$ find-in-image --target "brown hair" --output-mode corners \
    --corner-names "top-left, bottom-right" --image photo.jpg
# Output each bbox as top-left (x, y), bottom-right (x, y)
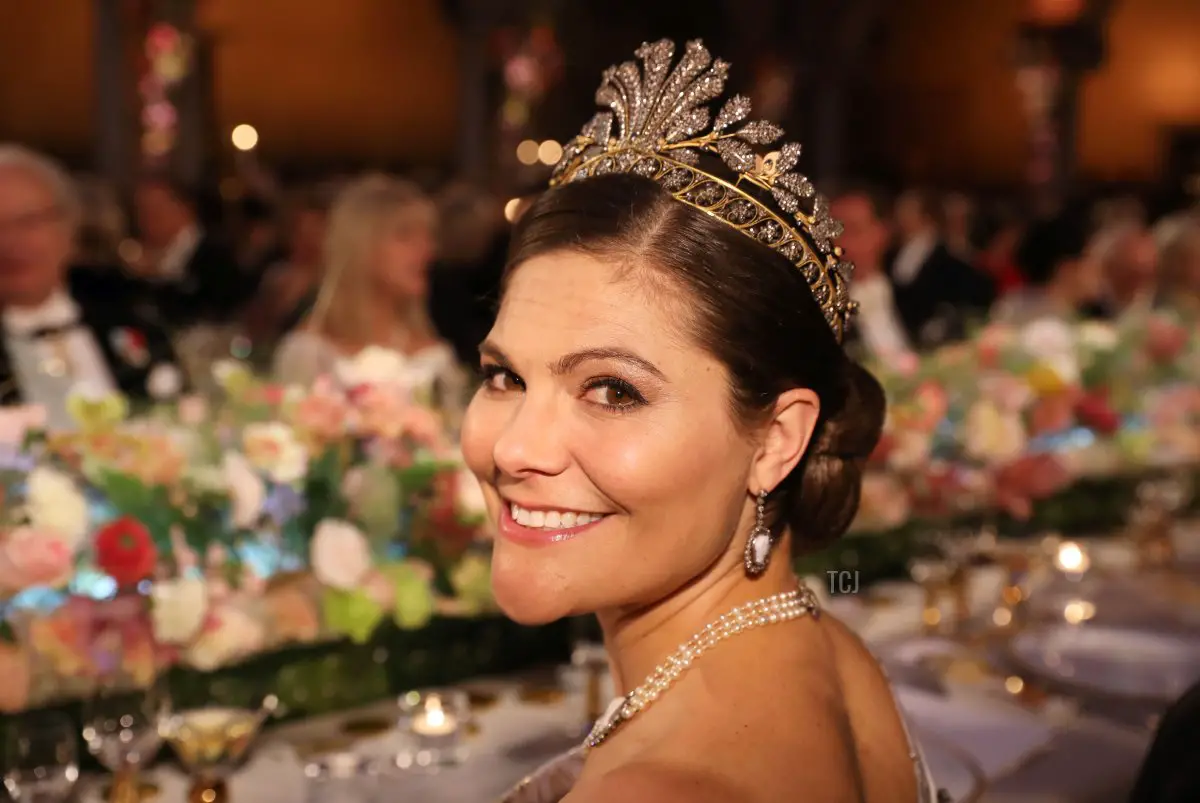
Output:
top-left (506, 174), bottom-right (885, 553)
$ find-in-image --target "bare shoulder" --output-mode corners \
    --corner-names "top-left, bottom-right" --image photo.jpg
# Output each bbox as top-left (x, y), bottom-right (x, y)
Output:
top-left (568, 754), bottom-right (865, 803)
top-left (563, 761), bottom-right (754, 803)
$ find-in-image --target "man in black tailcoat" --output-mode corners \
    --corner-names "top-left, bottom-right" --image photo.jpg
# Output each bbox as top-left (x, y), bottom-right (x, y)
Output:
top-left (0, 145), bottom-right (182, 427)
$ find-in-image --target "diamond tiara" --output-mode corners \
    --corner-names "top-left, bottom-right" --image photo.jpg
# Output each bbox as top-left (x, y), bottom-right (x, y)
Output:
top-left (549, 39), bottom-right (856, 342)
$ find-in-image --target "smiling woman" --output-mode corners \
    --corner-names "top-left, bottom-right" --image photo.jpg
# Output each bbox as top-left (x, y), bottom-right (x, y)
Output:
top-left (461, 39), bottom-right (937, 803)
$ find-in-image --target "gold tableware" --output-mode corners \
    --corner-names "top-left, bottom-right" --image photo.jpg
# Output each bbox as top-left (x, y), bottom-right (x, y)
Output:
top-left (101, 773), bottom-right (160, 803)
top-left (340, 716), bottom-right (392, 738)
top-left (161, 707), bottom-right (268, 803)
top-left (464, 688), bottom-right (500, 712)
top-left (517, 684), bottom-right (566, 706)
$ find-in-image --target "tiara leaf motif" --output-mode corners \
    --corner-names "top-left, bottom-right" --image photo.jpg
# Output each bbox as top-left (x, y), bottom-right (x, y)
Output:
top-left (550, 39), bottom-right (856, 341)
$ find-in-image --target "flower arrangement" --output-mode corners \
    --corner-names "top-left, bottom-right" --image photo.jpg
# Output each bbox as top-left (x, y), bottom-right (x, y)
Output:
top-left (0, 347), bottom-right (494, 711)
top-left (854, 311), bottom-right (1200, 532)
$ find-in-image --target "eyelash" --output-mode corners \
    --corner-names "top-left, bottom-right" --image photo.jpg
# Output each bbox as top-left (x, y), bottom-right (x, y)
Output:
top-left (478, 365), bottom-right (647, 413)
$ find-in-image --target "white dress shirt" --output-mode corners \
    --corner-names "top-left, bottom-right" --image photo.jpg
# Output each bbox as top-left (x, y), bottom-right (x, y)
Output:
top-left (2, 291), bottom-right (117, 430)
top-left (850, 274), bottom-right (914, 361)
top-left (157, 224), bottom-right (201, 281)
top-left (891, 231), bottom-right (937, 286)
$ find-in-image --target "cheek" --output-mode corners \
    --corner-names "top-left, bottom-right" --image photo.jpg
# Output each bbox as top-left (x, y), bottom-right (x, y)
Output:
top-left (460, 393), bottom-right (503, 484)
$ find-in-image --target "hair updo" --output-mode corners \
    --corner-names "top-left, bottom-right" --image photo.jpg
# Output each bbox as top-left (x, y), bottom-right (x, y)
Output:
top-left (505, 174), bottom-right (886, 553)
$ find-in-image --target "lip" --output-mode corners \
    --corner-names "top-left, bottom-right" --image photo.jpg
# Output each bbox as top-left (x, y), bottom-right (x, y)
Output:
top-left (496, 501), bottom-right (608, 547)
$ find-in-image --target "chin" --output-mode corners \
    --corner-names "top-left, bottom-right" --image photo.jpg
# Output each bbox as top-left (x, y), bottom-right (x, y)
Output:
top-left (490, 544), bottom-right (578, 625)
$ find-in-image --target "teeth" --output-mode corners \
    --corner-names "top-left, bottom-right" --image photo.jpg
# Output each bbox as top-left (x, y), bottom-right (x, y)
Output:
top-left (510, 504), bottom-right (604, 530)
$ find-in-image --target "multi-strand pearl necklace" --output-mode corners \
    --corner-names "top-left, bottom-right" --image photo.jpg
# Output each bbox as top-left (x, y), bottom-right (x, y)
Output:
top-left (585, 584), bottom-right (821, 749)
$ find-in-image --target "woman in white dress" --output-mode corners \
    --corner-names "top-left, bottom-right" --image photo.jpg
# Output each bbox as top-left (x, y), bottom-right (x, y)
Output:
top-left (273, 174), bottom-right (467, 414)
top-left (461, 40), bottom-right (941, 803)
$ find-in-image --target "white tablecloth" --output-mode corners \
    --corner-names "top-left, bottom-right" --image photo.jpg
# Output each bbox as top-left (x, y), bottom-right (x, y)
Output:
top-left (76, 676), bottom-right (1150, 803)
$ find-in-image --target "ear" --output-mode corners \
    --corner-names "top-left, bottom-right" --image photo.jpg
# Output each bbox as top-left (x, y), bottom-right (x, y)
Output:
top-left (750, 387), bottom-right (820, 495)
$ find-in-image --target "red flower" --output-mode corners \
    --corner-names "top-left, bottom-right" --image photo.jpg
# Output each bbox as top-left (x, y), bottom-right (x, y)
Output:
top-left (94, 517), bottom-right (158, 587)
top-left (1075, 390), bottom-right (1121, 435)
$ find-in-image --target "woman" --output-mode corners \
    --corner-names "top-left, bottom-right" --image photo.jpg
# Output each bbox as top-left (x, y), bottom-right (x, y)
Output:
top-left (273, 174), bottom-right (466, 409)
top-left (461, 40), bottom-right (937, 803)
top-left (992, 208), bottom-right (1103, 325)
top-left (243, 185), bottom-right (331, 355)
top-left (1157, 219), bottom-right (1200, 315)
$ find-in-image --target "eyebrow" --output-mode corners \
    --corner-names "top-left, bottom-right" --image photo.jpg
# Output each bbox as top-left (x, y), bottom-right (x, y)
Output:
top-left (478, 341), bottom-right (666, 381)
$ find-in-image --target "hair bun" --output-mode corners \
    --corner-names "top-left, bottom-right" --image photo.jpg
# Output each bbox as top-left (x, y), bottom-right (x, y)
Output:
top-left (784, 360), bottom-right (886, 552)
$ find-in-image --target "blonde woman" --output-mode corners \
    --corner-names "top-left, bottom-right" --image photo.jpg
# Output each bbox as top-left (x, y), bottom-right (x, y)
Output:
top-left (273, 174), bottom-right (467, 413)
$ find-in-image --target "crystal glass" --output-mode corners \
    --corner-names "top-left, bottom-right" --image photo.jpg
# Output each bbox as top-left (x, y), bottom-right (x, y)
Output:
top-left (160, 696), bottom-right (277, 803)
top-left (908, 557), bottom-right (952, 635)
top-left (3, 714), bottom-right (79, 802)
top-left (396, 689), bottom-right (470, 769)
top-left (83, 678), bottom-right (169, 769)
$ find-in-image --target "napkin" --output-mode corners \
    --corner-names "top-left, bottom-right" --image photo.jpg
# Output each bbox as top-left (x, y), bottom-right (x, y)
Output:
top-left (896, 685), bottom-right (1056, 781)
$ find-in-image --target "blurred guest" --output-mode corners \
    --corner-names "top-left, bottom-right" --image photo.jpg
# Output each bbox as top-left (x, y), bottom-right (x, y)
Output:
top-left (274, 174), bottom-right (467, 410)
top-left (73, 174), bottom-right (128, 268)
top-left (1127, 676), bottom-right (1200, 803)
top-left (428, 180), bottom-right (509, 366)
top-left (0, 146), bottom-right (179, 426)
top-left (1089, 221), bottom-right (1159, 318)
top-left (993, 209), bottom-right (1102, 325)
top-left (232, 194), bottom-right (283, 277)
top-left (132, 175), bottom-right (250, 327)
top-left (975, 209), bottom-right (1026, 296)
top-left (1157, 220), bottom-right (1200, 314)
top-left (941, 191), bottom-right (976, 262)
top-left (887, 188), bottom-right (995, 348)
top-left (241, 185), bottom-right (331, 354)
top-left (830, 189), bottom-right (912, 362)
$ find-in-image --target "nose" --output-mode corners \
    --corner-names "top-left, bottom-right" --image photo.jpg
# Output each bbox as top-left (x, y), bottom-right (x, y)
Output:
top-left (491, 391), bottom-right (572, 480)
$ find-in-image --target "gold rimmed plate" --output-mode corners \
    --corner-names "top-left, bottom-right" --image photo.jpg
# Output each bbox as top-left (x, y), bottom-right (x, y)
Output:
top-left (292, 736), bottom-right (357, 759)
top-left (340, 715), bottom-right (393, 738)
top-left (464, 688), bottom-right (500, 712)
top-left (517, 685), bottom-right (566, 706)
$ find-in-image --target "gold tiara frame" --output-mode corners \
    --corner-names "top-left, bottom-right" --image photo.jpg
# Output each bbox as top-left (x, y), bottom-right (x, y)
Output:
top-left (549, 39), bottom-right (856, 342)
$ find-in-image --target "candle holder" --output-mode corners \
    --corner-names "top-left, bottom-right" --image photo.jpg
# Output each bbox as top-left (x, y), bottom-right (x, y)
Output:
top-left (908, 558), bottom-right (953, 635)
top-left (397, 689), bottom-right (469, 768)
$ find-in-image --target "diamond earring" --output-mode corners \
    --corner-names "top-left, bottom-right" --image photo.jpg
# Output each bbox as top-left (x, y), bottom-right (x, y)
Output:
top-left (744, 489), bottom-right (773, 576)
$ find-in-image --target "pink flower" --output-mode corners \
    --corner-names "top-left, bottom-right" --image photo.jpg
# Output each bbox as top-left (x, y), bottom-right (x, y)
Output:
top-left (354, 386), bottom-right (412, 440)
top-left (0, 527), bottom-right (75, 593)
top-left (0, 405), bottom-right (46, 448)
top-left (177, 395), bottom-right (209, 426)
top-left (291, 378), bottom-right (352, 442)
top-left (1145, 315), bottom-right (1188, 364)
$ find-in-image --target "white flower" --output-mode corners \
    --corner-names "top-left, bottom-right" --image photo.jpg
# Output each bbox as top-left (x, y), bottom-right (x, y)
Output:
top-left (1020, 319), bottom-right (1079, 384)
top-left (1077, 321), bottom-right (1119, 352)
top-left (887, 430), bottom-right (932, 472)
top-left (310, 519), bottom-right (372, 590)
top-left (455, 466), bottom-right (487, 518)
top-left (146, 363), bottom-right (184, 401)
top-left (184, 602), bottom-right (264, 671)
top-left (964, 401), bottom-right (1027, 464)
top-left (242, 422), bottom-right (308, 485)
top-left (335, 346), bottom-right (408, 388)
top-left (223, 452), bottom-right (265, 529)
top-left (150, 577), bottom-right (209, 644)
top-left (25, 467), bottom-right (89, 549)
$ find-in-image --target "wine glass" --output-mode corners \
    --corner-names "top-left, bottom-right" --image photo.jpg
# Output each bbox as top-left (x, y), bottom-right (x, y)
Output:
top-left (160, 694), bottom-right (278, 803)
top-left (3, 714), bottom-right (79, 802)
top-left (83, 677), bottom-right (169, 801)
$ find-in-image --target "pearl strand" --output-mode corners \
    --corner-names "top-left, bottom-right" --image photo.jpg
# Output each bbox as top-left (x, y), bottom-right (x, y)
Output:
top-left (585, 584), bottom-right (820, 748)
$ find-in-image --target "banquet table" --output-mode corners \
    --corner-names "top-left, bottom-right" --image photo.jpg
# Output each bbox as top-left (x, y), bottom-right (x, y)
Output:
top-left (78, 528), bottom-right (1200, 803)
top-left (73, 665), bottom-right (1153, 803)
